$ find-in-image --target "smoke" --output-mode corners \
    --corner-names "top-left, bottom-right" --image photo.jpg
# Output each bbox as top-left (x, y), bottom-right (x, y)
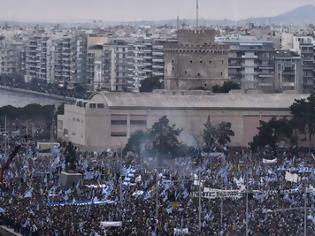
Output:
top-left (178, 131), bottom-right (198, 147)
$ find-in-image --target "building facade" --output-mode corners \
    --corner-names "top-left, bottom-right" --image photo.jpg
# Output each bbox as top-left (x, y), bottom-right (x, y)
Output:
top-left (164, 29), bottom-right (229, 90)
top-left (293, 36), bottom-right (314, 92)
top-left (216, 36), bottom-right (275, 91)
top-left (274, 50), bottom-right (302, 92)
top-left (0, 40), bottom-right (25, 75)
top-left (127, 39), bottom-right (153, 91)
top-left (57, 90), bottom-right (308, 150)
top-left (24, 33), bottom-right (87, 85)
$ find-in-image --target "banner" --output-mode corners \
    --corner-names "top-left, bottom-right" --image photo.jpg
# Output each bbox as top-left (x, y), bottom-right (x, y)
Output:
top-left (174, 228), bottom-right (189, 235)
top-left (100, 221), bottom-right (122, 228)
top-left (285, 171), bottom-right (300, 183)
top-left (263, 158), bottom-right (277, 164)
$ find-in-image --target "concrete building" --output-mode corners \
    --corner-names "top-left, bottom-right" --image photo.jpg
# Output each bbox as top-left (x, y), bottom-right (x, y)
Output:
top-left (164, 29), bottom-right (229, 90)
top-left (152, 38), bottom-right (177, 83)
top-left (274, 50), bottom-right (302, 92)
top-left (127, 39), bottom-right (153, 91)
top-left (57, 90), bottom-right (308, 150)
top-left (216, 36), bottom-right (275, 91)
top-left (293, 36), bottom-right (314, 92)
top-left (24, 33), bottom-right (87, 85)
top-left (53, 36), bottom-right (72, 84)
top-left (25, 35), bottom-right (53, 82)
top-left (0, 39), bottom-right (25, 75)
top-left (87, 39), bottom-right (130, 92)
top-left (103, 40), bottom-right (129, 91)
top-left (281, 33), bottom-right (294, 50)
top-left (127, 38), bottom-right (176, 91)
top-left (87, 44), bottom-right (104, 90)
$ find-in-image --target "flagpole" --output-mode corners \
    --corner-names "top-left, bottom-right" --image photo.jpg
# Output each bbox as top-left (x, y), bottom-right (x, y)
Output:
top-left (198, 170), bottom-right (201, 232)
top-left (4, 115), bottom-right (7, 159)
top-left (119, 148), bottom-right (123, 215)
top-left (220, 197), bottom-right (223, 229)
top-left (246, 171), bottom-right (249, 236)
top-left (304, 186), bottom-right (307, 236)
top-left (155, 170), bottom-right (160, 233)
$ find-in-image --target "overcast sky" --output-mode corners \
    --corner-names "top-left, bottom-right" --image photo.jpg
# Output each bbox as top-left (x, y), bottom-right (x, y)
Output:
top-left (0, 0), bottom-right (314, 22)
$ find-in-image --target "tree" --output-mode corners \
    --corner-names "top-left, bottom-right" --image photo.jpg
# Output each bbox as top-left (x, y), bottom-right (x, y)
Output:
top-left (139, 77), bottom-right (163, 92)
top-left (290, 93), bottom-right (315, 150)
top-left (250, 117), bottom-right (294, 150)
top-left (123, 130), bottom-right (149, 156)
top-left (203, 117), bottom-right (217, 150)
top-left (203, 117), bottom-right (235, 150)
top-left (212, 81), bottom-right (240, 93)
top-left (148, 116), bottom-right (182, 157)
top-left (217, 122), bottom-right (235, 146)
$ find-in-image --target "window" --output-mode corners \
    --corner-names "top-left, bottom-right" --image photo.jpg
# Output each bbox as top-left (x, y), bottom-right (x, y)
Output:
top-left (111, 132), bottom-right (127, 137)
top-left (222, 60), bottom-right (224, 64)
top-left (130, 120), bottom-right (147, 125)
top-left (111, 120), bottom-right (127, 125)
top-left (97, 103), bottom-right (105, 108)
top-left (200, 60), bottom-right (203, 64)
top-left (209, 60), bottom-right (212, 64)
top-left (197, 73), bottom-right (201, 77)
top-left (190, 60), bottom-right (193, 63)
top-left (89, 103), bottom-right (96, 108)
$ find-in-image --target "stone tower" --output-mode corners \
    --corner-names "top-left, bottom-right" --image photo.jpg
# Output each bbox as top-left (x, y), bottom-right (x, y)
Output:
top-left (164, 29), bottom-right (229, 90)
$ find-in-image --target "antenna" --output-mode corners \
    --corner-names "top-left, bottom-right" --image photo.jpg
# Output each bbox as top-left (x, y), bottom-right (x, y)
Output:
top-left (196, 0), bottom-right (199, 28)
top-left (177, 16), bottom-right (180, 31)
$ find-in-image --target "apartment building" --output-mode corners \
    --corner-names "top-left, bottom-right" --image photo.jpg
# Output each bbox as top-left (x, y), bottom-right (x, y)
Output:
top-left (25, 33), bottom-right (87, 85)
top-left (216, 36), bottom-right (275, 91)
top-left (0, 39), bottom-right (25, 75)
top-left (274, 50), bottom-right (302, 92)
top-left (25, 35), bottom-right (53, 82)
top-left (127, 39), bottom-right (153, 91)
top-left (293, 36), bottom-right (314, 92)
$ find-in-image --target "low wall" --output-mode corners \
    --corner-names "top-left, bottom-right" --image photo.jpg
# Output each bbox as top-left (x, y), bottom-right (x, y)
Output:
top-left (0, 85), bottom-right (75, 103)
top-left (0, 226), bottom-right (21, 236)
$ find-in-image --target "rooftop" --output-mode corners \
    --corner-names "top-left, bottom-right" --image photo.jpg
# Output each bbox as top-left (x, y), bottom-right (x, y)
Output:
top-left (87, 91), bottom-right (309, 110)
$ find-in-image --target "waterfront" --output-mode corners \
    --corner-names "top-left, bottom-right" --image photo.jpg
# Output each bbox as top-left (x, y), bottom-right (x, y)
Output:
top-left (0, 89), bottom-right (67, 107)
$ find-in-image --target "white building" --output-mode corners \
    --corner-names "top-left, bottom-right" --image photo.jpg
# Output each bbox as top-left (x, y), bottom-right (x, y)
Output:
top-left (57, 90), bottom-right (308, 151)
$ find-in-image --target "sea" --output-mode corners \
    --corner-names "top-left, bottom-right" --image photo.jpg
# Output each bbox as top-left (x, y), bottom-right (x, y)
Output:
top-left (0, 89), bottom-right (65, 107)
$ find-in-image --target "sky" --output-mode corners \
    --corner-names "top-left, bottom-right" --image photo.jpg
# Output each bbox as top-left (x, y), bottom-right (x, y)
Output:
top-left (0, 0), bottom-right (314, 23)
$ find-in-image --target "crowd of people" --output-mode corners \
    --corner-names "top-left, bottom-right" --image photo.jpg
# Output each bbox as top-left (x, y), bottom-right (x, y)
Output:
top-left (0, 137), bottom-right (315, 235)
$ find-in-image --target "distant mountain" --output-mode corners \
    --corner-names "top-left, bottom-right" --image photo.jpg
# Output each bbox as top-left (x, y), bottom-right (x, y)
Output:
top-left (240, 4), bottom-right (315, 25)
top-left (111, 4), bottom-right (315, 27)
top-left (1, 5), bottom-right (315, 27)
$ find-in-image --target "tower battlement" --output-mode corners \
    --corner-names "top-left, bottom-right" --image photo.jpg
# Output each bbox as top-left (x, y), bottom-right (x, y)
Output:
top-left (177, 29), bottom-right (216, 46)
